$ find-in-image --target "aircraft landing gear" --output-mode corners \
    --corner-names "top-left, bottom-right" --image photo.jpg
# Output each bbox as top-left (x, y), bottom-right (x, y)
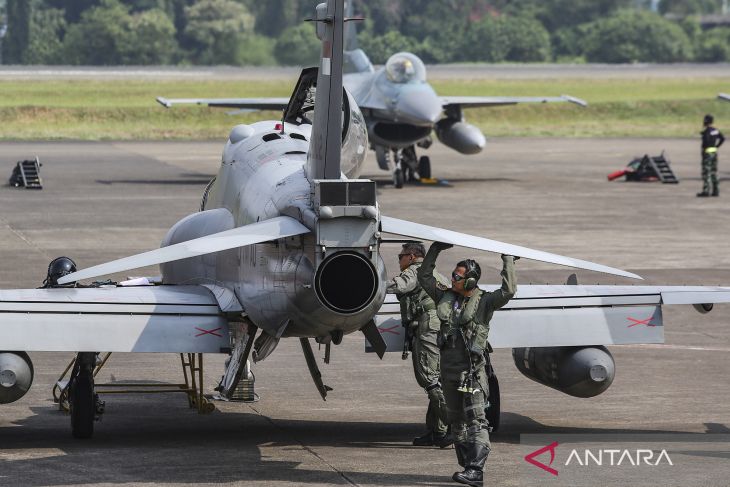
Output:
top-left (418, 155), bottom-right (431, 180)
top-left (68, 352), bottom-right (104, 439)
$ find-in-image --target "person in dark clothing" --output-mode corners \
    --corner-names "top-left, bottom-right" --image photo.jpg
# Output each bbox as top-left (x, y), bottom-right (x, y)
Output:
top-left (698, 114), bottom-right (724, 197)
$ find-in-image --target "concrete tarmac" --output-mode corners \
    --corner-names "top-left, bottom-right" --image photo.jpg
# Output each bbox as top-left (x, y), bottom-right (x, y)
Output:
top-left (0, 138), bottom-right (729, 486)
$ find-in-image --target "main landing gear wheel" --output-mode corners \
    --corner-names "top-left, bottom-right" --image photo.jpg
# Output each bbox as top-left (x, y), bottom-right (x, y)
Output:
top-left (418, 156), bottom-right (431, 180)
top-left (69, 352), bottom-right (99, 439)
top-left (393, 168), bottom-right (404, 188)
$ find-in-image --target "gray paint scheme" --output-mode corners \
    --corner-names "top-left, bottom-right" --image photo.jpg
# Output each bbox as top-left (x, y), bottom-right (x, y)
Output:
top-left (2, 0), bottom-right (730, 409)
top-left (155, 16), bottom-right (586, 185)
top-left (718, 93), bottom-right (730, 101)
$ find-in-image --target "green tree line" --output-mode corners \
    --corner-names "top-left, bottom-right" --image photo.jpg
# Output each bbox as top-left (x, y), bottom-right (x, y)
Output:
top-left (1, 0), bottom-right (729, 65)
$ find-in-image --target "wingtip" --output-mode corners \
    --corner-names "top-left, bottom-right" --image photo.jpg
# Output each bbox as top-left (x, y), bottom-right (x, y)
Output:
top-left (562, 95), bottom-right (588, 107)
top-left (156, 97), bottom-right (172, 108)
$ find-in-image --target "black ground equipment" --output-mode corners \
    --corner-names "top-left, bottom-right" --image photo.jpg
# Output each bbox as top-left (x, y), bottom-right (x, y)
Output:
top-left (607, 152), bottom-right (678, 184)
top-left (9, 157), bottom-right (43, 189)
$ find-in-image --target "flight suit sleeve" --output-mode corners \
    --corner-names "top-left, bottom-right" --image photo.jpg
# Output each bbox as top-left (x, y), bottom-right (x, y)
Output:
top-left (485, 255), bottom-right (516, 311)
top-left (417, 243), bottom-right (450, 303)
top-left (386, 266), bottom-right (419, 294)
top-left (719, 130), bottom-right (725, 148)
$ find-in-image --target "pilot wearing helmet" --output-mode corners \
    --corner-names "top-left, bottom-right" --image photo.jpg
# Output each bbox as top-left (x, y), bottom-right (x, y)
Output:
top-left (41, 257), bottom-right (78, 288)
top-left (418, 242), bottom-right (517, 487)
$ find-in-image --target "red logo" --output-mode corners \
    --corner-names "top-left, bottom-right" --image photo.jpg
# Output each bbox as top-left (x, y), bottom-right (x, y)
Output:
top-left (525, 441), bottom-right (559, 476)
top-left (378, 325), bottom-right (400, 335)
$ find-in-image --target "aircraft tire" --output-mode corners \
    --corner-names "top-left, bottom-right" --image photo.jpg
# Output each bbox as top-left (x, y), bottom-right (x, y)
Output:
top-left (418, 156), bottom-right (431, 180)
top-left (70, 368), bottom-right (95, 439)
top-left (393, 168), bottom-right (404, 189)
top-left (485, 370), bottom-right (500, 433)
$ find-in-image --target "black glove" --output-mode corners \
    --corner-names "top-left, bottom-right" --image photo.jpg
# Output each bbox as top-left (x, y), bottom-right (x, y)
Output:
top-left (431, 241), bottom-right (454, 251)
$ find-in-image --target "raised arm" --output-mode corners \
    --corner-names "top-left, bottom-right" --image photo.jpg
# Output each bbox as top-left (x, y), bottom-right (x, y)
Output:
top-left (488, 255), bottom-right (517, 310)
top-left (417, 242), bottom-right (452, 302)
top-left (386, 265), bottom-right (420, 294)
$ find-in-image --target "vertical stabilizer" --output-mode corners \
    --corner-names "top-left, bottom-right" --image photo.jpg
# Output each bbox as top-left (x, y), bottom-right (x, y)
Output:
top-left (306, 0), bottom-right (345, 181)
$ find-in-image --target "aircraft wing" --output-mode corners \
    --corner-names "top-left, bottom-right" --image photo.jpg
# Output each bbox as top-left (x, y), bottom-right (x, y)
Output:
top-left (370, 284), bottom-right (730, 351)
top-left (440, 95), bottom-right (587, 109)
top-left (380, 216), bottom-right (640, 280)
top-left (156, 96), bottom-right (290, 111)
top-left (718, 93), bottom-right (730, 101)
top-left (0, 285), bottom-right (230, 353)
top-left (58, 216), bottom-right (310, 285)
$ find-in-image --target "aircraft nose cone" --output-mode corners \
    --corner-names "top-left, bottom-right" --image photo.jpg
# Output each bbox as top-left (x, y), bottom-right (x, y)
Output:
top-left (395, 88), bottom-right (442, 126)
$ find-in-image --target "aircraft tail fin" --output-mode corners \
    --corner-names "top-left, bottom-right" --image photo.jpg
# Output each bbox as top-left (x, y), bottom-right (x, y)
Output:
top-left (305, 0), bottom-right (346, 181)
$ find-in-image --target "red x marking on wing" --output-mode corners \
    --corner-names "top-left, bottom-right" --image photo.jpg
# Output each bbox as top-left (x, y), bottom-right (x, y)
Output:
top-left (627, 317), bottom-right (655, 328)
top-left (195, 327), bottom-right (223, 338)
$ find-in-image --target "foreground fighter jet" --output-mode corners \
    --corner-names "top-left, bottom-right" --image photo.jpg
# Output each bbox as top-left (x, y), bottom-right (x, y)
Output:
top-left (1, 0), bottom-right (729, 439)
top-left (156, 2), bottom-right (586, 188)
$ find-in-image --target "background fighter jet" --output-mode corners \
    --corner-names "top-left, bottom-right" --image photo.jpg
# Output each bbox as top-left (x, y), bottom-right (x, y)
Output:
top-left (1, 0), bottom-right (729, 440)
top-left (719, 93), bottom-right (730, 101)
top-left (156, 1), bottom-right (586, 189)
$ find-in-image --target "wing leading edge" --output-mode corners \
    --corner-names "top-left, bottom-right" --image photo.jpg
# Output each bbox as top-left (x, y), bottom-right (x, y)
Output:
top-left (380, 215), bottom-right (641, 280)
top-left (58, 216), bottom-right (310, 285)
top-left (440, 95), bottom-right (588, 109)
top-left (156, 96), bottom-right (290, 111)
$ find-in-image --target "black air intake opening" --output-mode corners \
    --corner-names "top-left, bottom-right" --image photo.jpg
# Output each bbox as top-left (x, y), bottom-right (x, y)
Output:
top-left (315, 252), bottom-right (378, 314)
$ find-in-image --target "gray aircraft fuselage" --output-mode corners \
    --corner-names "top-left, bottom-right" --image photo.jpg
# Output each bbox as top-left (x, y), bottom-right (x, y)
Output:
top-left (159, 91), bottom-right (385, 341)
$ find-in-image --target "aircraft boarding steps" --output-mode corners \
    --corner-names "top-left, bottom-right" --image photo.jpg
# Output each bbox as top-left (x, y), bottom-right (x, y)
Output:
top-left (646, 152), bottom-right (679, 184)
top-left (53, 352), bottom-right (217, 415)
top-left (9, 157), bottom-right (43, 189)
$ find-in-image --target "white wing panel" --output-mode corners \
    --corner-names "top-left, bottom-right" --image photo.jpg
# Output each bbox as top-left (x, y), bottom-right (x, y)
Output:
top-left (0, 286), bottom-right (230, 353)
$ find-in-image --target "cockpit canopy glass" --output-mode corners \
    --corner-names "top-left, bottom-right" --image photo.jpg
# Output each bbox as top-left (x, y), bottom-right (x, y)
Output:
top-left (385, 53), bottom-right (426, 84)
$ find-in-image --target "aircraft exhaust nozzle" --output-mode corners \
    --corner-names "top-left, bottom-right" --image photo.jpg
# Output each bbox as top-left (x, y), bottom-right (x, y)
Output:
top-left (0, 352), bottom-right (34, 404)
top-left (314, 251), bottom-right (378, 314)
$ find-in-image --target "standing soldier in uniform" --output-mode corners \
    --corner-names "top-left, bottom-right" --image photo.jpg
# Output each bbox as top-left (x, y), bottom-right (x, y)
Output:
top-left (698, 114), bottom-right (724, 197)
top-left (387, 242), bottom-right (451, 448)
top-left (418, 242), bottom-right (517, 487)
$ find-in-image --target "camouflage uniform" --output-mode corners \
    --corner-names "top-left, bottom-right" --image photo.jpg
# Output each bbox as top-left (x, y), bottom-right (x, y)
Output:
top-left (387, 260), bottom-right (449, 440)
top-left (418, 244), bottom-right (516, 478)
top-left (700, 125), bottom-right (724, 196)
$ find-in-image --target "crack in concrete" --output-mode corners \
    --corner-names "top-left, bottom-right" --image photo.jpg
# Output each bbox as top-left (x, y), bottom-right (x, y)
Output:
top-left (0, 215), bottom-right (51, 260)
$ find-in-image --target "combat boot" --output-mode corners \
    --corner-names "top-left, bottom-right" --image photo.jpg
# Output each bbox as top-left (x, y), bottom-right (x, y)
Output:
top-left (711, 189), bottom-right (719, 197)
top-left (452, 443), bottom-right (489, 487)
top-left (434, 431), bottom-right (454, 449)
top-left (697, 192), bottom-right (710, 197)
top-left (412, 431), bottom-right (434, 446)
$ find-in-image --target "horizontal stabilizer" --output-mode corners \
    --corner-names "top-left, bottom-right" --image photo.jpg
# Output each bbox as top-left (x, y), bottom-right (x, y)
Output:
top-left (156, 96), bottom-right (289, 111)
top-left (718, 93), bottom-right (730, 102)
top-left (380, 216), bottom-right (641, 280)
top-left (59, 216), bottom-right (310, 284)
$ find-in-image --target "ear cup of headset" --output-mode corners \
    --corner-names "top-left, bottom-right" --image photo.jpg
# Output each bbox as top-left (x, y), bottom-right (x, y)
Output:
top-left (464, 277), bottom-right (477, 291)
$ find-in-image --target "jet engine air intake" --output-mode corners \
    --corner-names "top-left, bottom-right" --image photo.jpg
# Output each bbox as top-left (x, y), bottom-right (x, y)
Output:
top-left (0, 351), bottom-right (34, 404)
top-left (314, 251), bottom-right (378, 314)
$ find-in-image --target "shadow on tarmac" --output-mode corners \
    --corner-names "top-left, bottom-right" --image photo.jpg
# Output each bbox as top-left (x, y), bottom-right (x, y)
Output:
top-left (2, 407), bottom-right (728, 485)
